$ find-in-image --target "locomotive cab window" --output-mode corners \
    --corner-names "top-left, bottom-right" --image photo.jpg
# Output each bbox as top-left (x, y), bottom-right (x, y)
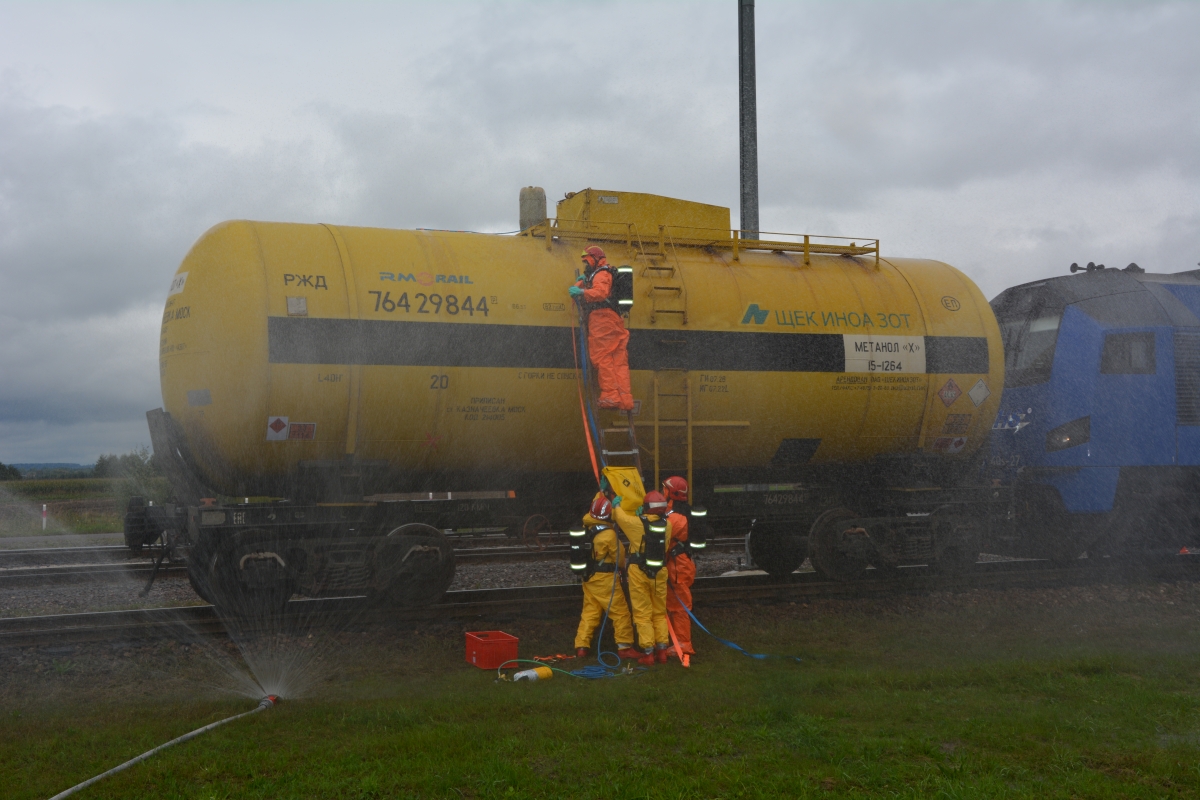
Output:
top-left (1100, 331), bottom-right (1156, 374)
top-left (992, 286), bottom-right (1063, 387)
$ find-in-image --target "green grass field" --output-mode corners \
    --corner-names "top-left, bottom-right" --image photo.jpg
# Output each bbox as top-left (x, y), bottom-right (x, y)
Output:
top-left (0, 478), bottom-right (116, 503)
top-left (0, 477), bottom-right (170, 535)
top-left (4, 582), bottom-right (1200, 798)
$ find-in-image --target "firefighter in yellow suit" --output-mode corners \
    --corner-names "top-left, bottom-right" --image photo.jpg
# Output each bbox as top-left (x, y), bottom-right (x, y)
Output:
top-left (573, 494), bottom-right (636, 658)
top-left (614, 490), bottom-right (671, 665)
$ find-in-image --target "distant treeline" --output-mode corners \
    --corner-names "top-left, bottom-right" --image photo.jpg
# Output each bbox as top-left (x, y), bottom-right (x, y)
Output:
top-left (94, 447), bottom-right (163, 480)
top-left (0, 448), bottom-right (163, 481)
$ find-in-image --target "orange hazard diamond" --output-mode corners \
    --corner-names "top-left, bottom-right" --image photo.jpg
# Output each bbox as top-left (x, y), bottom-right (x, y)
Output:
top-left (269, 418), bottom-right (288, 433)
top-left (938, 379), bottom-right (962, 407)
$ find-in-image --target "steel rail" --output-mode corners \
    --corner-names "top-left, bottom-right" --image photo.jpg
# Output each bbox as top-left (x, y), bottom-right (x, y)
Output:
top-left (0, 539), bottom-right (748, 588)
top-left (3, 557), bottom-right (1195, 649)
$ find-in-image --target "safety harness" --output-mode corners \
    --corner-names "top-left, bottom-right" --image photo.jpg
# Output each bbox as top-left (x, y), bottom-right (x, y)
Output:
top-left (569, 523), bottom-right (617, 581)
top-left (619, 515), bottom-right (667, 578)
top-left (579, 264), bottom-right (634, 315)
top-left (664, 506), bottom-right (709, 561)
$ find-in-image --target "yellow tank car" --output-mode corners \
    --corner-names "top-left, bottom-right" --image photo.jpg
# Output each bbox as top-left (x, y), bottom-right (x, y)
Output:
top-left (159, 190), bottom-right (1000, 489)
top-left (144, 189), bottom-right (1004, 609)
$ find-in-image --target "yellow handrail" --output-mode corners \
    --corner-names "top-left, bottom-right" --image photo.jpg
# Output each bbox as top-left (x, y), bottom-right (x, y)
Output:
top-left (522, 218), bottom-right (879, 266)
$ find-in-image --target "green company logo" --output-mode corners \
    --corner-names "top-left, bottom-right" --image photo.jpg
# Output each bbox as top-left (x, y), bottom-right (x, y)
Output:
top-left (741, 304), bottom-right (769, 325)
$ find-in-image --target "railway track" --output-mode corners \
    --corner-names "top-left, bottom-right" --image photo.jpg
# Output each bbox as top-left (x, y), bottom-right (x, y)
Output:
top-left (0, 537), bottom-right (748, 589)
top-left (3, 557), bottom-right (1196, 649)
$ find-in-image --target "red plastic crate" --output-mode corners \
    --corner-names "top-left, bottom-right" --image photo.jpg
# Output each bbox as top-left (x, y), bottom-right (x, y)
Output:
top-left (465, 630), bottom-right (518, 669)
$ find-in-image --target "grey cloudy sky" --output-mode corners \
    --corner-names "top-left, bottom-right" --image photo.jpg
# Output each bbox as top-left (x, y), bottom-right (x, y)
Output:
top-left (1, 1), bottom-right (1197, 463)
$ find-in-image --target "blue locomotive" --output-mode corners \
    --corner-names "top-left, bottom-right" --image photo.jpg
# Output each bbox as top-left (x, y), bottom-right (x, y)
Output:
top-left (987, 262), bottom-right (1200, 562)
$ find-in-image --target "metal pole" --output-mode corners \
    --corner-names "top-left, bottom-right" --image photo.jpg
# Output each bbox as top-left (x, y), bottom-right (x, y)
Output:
top-left (738, 0), bottom-right (759, 240)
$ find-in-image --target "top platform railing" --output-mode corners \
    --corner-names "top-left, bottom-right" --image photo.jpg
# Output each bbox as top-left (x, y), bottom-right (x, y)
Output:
top-left (520, 217), bottom-right (879, 267)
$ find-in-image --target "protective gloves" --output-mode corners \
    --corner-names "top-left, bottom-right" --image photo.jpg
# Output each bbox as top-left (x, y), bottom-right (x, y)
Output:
top-left (568, 285), bottom-right (583, 298)
top-left (612, 496), bottom-right (623, 508)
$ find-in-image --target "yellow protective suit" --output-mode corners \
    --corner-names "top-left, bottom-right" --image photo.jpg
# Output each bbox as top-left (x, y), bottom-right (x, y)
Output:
top-left (614, 505), bottom-right (669, 651)
top-left (574, 523), bottom-right (634, 651)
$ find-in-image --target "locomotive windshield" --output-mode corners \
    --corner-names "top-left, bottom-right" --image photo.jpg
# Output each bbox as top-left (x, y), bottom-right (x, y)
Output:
top-left (991, 284), bottom-right (1063, 387)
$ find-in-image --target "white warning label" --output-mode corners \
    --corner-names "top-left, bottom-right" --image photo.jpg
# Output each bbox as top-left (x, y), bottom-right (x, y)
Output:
top-left (168, 272), bottom-right (188, 296)
top-left (266, 416), bottom-right (289, 441)
top-left (843, 335), bottom-right (926, 374)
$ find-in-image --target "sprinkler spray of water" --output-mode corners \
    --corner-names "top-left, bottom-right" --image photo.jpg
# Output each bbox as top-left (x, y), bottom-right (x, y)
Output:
top-left (47, 696), bottom-right (279, 800)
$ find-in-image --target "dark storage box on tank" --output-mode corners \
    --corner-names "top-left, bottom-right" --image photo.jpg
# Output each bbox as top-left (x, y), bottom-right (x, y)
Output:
top-left (465, 630), bottom-right (518, 669)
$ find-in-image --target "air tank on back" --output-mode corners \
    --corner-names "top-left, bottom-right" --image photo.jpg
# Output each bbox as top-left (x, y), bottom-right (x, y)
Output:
top-left (158, 188), bottom-right (1002, 506)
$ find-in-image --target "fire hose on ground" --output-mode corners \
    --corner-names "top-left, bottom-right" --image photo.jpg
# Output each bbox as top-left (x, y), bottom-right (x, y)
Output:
top-left (47, 695), bottom-right (279, 800)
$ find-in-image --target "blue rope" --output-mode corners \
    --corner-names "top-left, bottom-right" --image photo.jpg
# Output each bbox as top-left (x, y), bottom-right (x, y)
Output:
top-left (672, 585), bottom-right (803, 663)
top-left (571, 561), bottom-right (625, 678)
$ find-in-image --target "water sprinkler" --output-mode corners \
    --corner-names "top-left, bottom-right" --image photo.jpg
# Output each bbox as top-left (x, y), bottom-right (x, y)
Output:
top-left (48, 696), bottom-right (279, 799)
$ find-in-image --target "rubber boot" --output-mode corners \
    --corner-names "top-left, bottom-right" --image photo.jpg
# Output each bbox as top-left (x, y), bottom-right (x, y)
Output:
top-left (617, 647), bottom-right (641, 661)
top-left (576, 648), bottom-right (589, 659)
top-left (637, 650), bottom-right (656, 667)
top-left (655, 647), bottom-right (669, 664)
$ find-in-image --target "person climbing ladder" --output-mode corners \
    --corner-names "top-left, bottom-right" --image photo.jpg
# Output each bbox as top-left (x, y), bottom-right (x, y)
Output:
top-left (569, 246), bottom-right (634, 410)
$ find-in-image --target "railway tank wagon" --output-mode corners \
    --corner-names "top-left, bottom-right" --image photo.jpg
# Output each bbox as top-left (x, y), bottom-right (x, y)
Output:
top-left (136, 189), bottom-right (1004, 612)
top-left (988, 264), bottom-right (1200, 563)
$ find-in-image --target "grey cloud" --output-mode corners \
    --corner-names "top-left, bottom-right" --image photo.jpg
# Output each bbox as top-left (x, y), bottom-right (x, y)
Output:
top-left (0, 1), bottom-right (1198, 461)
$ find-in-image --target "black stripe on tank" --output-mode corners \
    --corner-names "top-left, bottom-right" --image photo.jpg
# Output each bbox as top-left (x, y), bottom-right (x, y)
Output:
top-left (628, 329), bottom-right (844, 372)
top-left (266, 317), bottom-right (988, 374)
top-left (924, 336), bottom-right (989, 374)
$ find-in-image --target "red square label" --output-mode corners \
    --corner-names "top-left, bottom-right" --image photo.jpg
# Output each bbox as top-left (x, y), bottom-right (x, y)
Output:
top-left (287, 423), bottom-right (316, 440)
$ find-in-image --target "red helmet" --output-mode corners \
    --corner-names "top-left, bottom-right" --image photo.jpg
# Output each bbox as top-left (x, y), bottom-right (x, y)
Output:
top-left (643, 491), bottom-right (668, 513)
top-left (662, 475), bottom-right (688, 501)
top-left (589, 495), bottom-right (613, 521)
top-left (581, 245), bottom-right (607, 268)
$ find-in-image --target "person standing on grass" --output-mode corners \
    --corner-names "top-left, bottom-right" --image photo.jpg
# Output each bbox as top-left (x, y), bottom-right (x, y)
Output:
top-left (573, 494), bottom-right (637, 660)
top-left (614, 491), bottom-right (671, 665)
top-left (662, 475), bottom-right (696, 660)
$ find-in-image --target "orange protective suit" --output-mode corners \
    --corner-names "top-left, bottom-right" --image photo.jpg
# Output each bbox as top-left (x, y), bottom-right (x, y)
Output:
top-left (665, 508), bottom-right (695, 656)
top-left (576, 268), bottom-right (634, 411)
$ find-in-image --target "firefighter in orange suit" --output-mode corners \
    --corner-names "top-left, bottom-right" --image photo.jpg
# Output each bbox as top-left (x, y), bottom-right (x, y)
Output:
top-left (573, 495), bottom-right (636, 658)
top-left (568, 245), bottom-right (634, 410)
top-left (662, 475), bottom-right (696, 658)
top-left (613, 491), bottom-right (671, 664)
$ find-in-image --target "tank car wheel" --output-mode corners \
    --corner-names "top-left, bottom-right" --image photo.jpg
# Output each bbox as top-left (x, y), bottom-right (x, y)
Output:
top-left (521, 514), bottom-right (553, 550)
top-left (186, 559), bottom-right (218, 605)
top-left (932, 510), bottom-right (981, 574)
top-left (369, 523), bottom-right (456, 607)
top-left (747, 521), bottom-right (806, 578)
top-left (199, 534), bottom-right (295, 618)
top-left (810, 508), bottom-right (869, 582)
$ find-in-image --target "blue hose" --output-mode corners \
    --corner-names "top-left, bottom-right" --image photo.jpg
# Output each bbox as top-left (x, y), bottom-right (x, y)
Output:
top-left (570, 559), bottom-right (625, 678)
top-left (672, 585), bottom-right (803, 663)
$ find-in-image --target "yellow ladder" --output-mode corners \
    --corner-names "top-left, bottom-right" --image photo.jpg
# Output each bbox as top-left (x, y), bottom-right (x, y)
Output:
top-left (648, 369), bottom-right (692, 493)
top-left (632, 226), bottom-right (687, 325)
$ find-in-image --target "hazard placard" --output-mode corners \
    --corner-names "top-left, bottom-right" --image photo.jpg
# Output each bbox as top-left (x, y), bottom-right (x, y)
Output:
top-left (937, 379), bottom-right (962, 407)
top-left (266, 416), bottom-right (289, 441)
top-left (968, 379), bottom-right (991, 407)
